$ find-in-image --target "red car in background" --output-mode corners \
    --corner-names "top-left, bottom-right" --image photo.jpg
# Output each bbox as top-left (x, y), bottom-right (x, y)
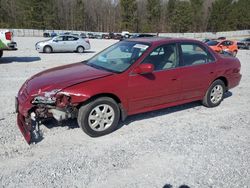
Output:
top-left (206, 40), bottom-right (238, 56)
top-left (16, 38), bottom-right (242, 144)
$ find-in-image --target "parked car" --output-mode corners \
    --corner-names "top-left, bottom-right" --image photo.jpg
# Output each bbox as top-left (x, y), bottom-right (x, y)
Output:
top-left (217, 37), bottom-right (226, 40)
top-left (102, 33), bottom-right (110, 39)
top-left (130, 33), bottom-right (156, 38)
top-left (72, 33), bottom-right (80, 37)
top-left (17, 38), bottom-right (242, 144)
top-left (43, 31), bottom-right (50, 37)
top-left (43, 31), bottom-right (57, 38)
top-left (121, 31), bottom-right (130, 36)
top-left (237, 38), bottom-right (250, 49)
top-left (50, 32), bottom-right (57, 38)
top-left (0, 30), bottom-right (17, 58)
top-left (113, 33), bottom-right (122, 40)
top-left (80, 33), bottom-right (87, 38)
top-left (35, 35), bottom-right (90, 53)
top-left (94, 34), bottom-right (102, 39)
top-left (237, 41), bottom-right (249, 49)
top-left (120, 33), bottom-right (156, 41)
top-left (202, 38), bottom-right (211, 43)
top-left (206, 40), bottom-right (238, 56)
top-left (87, 33), bottom-right (95, 39)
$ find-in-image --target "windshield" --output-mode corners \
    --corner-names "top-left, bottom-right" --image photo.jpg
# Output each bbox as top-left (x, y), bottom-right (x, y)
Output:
top-left (206, 40), bottom-right (219, 46)
top-left (87, 41), bottom-right (149, 73)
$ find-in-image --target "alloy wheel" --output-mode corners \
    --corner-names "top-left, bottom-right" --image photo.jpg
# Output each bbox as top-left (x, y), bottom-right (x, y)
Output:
top-left (210, 85), bottom-right (223, 104)
top-left (88, 104), bottom-right (115, 132)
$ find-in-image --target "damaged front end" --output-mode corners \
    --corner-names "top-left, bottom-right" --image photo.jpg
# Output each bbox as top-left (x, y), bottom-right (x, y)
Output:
top-left (17, 89), bottom-right (80, 144)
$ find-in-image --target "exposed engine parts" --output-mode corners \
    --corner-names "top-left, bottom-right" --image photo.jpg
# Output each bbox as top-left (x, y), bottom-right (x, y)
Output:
top-left (27, 93), bottom-right (78, 143)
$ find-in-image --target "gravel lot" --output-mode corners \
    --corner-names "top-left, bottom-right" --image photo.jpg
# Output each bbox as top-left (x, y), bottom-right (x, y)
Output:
top-left (0, 37), bottom-right (249, 188)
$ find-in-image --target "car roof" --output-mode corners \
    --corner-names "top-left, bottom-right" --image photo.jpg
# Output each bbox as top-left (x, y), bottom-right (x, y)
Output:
top-left (126, 37), bottom-right (204, 45)
top-left (58, 34), bottom-right (79, 38)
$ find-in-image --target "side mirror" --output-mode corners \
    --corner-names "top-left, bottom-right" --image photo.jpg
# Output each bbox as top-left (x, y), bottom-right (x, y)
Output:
top-left (132, 63), bottom-right (154, 74)
top-left (53, 40), bottom-right (58, 42)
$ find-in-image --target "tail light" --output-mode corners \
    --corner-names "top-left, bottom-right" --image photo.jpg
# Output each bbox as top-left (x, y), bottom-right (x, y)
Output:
top-left (84, 38), bottom-right (90, 44)
top-left (5, 32), bottom-right (12, 41)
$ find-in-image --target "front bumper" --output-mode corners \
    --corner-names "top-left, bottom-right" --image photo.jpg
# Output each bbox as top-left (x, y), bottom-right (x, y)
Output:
top-left (17, 112), bottom-right (32, 144)
top-left (35, 45), bottom-right (44, 52)
top-left (16, 97), bottom-right (32, 143)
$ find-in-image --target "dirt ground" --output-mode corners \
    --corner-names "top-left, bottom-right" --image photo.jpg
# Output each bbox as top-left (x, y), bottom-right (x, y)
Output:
top-left (0, 37), bottom-right (249, 188)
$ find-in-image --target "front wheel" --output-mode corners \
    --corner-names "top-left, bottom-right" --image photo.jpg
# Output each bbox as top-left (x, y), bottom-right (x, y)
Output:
top-left (43, 46), bottom-right (52, 53)
top-left (0, 50), bottom-right (3, 58)
top-left (77, 97), bottom-right (120, 137)
top-left (202, 80), bottom-right (225, 108)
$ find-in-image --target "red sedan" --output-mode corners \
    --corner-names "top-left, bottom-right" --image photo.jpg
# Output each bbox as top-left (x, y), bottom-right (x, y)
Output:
top-left (16, 38), bottom-right (242, 144)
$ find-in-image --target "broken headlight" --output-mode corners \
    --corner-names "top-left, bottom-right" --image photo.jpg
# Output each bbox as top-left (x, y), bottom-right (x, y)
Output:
top-left (31, 89), bottom-right (60, 105)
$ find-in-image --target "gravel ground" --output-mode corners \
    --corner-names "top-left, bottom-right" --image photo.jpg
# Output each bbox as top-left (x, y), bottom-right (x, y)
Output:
top-left (0, 37), bottom-right (249, 188)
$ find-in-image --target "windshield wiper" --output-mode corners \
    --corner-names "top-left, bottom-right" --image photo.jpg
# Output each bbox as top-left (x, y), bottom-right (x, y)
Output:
top-left (87, 63), bottom-right (120, 73)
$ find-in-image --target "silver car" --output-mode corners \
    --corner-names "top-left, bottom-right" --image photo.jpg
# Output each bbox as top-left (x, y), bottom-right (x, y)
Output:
top-left (35, 35), bottom-right (91, 53)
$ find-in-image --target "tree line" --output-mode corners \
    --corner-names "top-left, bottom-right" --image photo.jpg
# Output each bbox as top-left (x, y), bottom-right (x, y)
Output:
top-left (0, 0), bottom-right (249, 33)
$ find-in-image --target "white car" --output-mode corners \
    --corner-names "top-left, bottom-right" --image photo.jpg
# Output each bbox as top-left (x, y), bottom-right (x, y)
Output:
top-left (35, 35), bottom-right (91, 53)
top-left (0, 30), bottom-right (17, 58)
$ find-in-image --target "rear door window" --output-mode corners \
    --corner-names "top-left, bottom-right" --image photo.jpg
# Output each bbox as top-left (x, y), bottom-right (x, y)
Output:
top-left (66, 36), bottom-right (78, 41)
top-left (180, 43), bottom-right (215, 66)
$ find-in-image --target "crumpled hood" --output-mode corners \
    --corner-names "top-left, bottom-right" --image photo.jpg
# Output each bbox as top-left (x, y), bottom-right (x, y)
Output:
top-left (24, 62), bottom-right (113, 95)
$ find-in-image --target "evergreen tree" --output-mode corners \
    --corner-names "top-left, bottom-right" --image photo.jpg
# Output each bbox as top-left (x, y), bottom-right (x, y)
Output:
top-left (146, 0), bottom-right (161, 32)
top-left (170, 1), bottom-right (193, 33)
top-left (42, 0), bottom-right (59, 30)
top-left (0, 0), bottom-right (249, 32)
top-left (166, 0), bottom-right (176, 32)
top-left (73, 0), bottom-right (85, 30)
top-left (234, 0), bottom-right (250, 30)
top-left (190, 0), bottom-right (204, 32)
top-left (208, 0), bottom-right (234, 32)
top-left (120, 0), bottom-right (137, 32)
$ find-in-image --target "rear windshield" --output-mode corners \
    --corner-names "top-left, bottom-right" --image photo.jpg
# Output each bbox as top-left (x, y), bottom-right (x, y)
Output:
top-left (206, 41), bottom-right (219, 46)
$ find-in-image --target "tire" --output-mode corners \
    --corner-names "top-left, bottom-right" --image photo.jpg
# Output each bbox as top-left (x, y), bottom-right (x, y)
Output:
top-left (202, 80), bottom-right (226, 108)
top-left (233, 50), bottom-right (237, 57)
top-left (0, 50), bottom-right (3, 58)
top-left (77, 97), bottom-right (120, 137)
top-left (43, 46), bottom-right (52, 53)
top-left (77, 46), bottom-right (85, 53)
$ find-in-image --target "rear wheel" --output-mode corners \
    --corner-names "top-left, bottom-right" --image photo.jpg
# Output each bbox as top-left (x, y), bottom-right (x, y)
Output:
top-left (0, 50), bottom-right (3, 58)
top-left (202, 80), bottom-right (225, 108)
top-left (43, 46), bottom-right (52, 53)
top-left (77, 97), bottom-right (120, 137)
top-left (77, 46), bottom-right (85, 53)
